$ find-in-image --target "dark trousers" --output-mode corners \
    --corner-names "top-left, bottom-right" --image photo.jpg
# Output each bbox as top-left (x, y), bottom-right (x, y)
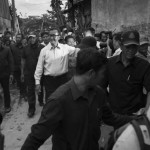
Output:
top-left (44, 73), bottom-right (68, 101)
top-left (0, 76), bottom-right (11, 108)
top-left (25, 75), bottom-right (44, 112)
top-left (14, 70), bottom-right (27, 97)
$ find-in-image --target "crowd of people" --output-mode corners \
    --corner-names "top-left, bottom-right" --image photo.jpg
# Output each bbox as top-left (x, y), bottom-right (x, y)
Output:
top-left (0, 26), bottom-right (150, 149)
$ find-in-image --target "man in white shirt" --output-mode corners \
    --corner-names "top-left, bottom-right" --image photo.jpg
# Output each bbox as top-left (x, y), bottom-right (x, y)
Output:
top-left (35, 28), bottom-right (79, 100)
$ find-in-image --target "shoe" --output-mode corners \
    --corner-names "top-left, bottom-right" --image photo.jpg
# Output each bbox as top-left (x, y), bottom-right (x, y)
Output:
top-left (5, 107), bottom-right (11, 113)
top-left (39, 102), bottom-right (44, 107)
top-left (28, 110), bottom-right (35, 118)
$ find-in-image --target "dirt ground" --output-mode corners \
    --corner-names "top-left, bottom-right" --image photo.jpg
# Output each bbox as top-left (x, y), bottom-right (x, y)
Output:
top-left (0, 85), bottom-right (113, 150)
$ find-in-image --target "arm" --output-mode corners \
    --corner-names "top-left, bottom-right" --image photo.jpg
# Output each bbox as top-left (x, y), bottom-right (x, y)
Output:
top-left (143, 65), bottom-right (150, 112)
top-left (145, 92), bottom-right (150, 113)
top-left (34, 49), bottom-right (45, 85)
top-left (102, 101), bottom-right (134, 129)
top-left (21, 99), bottom-right (63, 150)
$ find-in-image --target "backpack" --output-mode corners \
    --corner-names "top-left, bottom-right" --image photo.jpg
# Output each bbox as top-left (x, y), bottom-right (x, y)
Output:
top-left (105, 115), bottom-right (150, 150)
top-left (130, 115), bottom-right (150, 150)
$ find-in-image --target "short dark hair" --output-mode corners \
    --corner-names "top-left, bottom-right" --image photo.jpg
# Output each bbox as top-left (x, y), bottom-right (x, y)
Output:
top-left (113, 32), bottom-right (122, 42)
top-left (49, 28), bottom-right (60, 34)
top-left (65, 35), bottom-right (74, 43)
top-left (100, 31), bottom-right (106, 40)
top-left (76, 48), bottom-right (108, 75)
top-left (41, 31), bottom-right (49, 37)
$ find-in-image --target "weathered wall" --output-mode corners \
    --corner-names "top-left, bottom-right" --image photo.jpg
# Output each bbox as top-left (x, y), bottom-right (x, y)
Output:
top-left (91, 0), bottom-right (150, 35)
top-left (0, 0), bottom-right (11, 33)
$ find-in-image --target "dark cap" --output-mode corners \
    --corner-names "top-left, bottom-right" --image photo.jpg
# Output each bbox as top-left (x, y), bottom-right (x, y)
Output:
top-left (121, 30), bottom-right (140, 46)
top-left (77, 37), bottom-right (97, 49)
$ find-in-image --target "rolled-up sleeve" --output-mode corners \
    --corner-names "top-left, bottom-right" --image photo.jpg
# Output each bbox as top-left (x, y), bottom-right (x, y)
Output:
top-left (34, 48), bottom-right (45, 85)
top-left (66, 45), bottom-right (80, 57)
top-left (21, 99), bottom-right (63, 150)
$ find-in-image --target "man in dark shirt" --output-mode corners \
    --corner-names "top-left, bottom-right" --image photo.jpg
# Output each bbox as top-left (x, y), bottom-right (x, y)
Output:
top-left (101, 30), bottom-right (150, 115)
top-left (21, 48), bottom-right (133, 150)
top-left (0, 38), bottom-right (14, 113)
top-left (11, 33), bottom-right (27, 101)
top-left (21, 34), bottom-right (44, 118)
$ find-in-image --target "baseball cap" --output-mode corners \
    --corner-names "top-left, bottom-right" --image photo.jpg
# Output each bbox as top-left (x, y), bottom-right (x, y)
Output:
top-left (121, 30), bottom-right (140, 46)
top-left (140, 35), bottom-right (149, 45)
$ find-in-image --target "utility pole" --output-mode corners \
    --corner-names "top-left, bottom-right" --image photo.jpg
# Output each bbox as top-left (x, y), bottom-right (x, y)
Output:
top-left (12, 0), bottom-right (16, 33)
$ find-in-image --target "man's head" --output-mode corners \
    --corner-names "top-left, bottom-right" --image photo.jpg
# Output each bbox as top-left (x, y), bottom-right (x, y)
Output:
top-left (49, 28), bottom-right (60, 46)
top-left (84, 27), bottom-right (95, 37)
top-left (113, 32), bottom-right (122, 50)
top-left (4, 31), bottom-right (11, 40)
top-left (138, 35), bottom-right (149, 56)
top-left (28, 32), bottom-right (37, 45)
top-left (120, 30), bottom-right (140, 60)
top-left (41, 31), bottom-right (50, 45)
top-left (76, 48), bottom-right (108, 87)
top-left (77, 37), bottom-right (97, 49)
top-left (65, 35), bottom-right (75, 47)
top-left (16, 33), bottom-right (23, 44)
top-left (100, 31), bottom-right (107, 42)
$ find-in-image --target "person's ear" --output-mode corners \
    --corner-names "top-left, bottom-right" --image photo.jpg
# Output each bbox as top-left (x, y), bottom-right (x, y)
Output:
top-left (87, 69), bottom-right (96, 78)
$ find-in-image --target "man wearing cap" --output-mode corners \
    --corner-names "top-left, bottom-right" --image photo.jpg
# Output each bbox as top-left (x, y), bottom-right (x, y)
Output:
top-left (35, 28), bottom-right (80, 101)
top-left (136, 35), bottom-right (150, 62)
top-left (101, 30), bottom-right (150, 115)
top-left (21, 34), bottom-right (45, 117)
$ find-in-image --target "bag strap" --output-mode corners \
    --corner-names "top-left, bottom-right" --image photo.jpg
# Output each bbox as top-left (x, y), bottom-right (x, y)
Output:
top-left (131, 120), bottom-right (145, 150)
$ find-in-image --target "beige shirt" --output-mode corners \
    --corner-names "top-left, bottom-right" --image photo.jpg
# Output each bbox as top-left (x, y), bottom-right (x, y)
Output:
top-left (34, 43), bottom-right (78, 85)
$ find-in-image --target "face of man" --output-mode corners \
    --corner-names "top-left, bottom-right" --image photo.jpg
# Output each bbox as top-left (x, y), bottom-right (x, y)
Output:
top-left (113, 37), bottom-right (120, 50)
top-left (5, 33), bottom-right (11, 39)
top-left (88, 66), bottom-right (106, 87)
top-left (49, 30), bottom-right (60, 46)
top-left (30, 36), bottom-right (37, 45)
top-left (16, 34), bottom-right (22, 44)
top-left (101, 33), bottom-right (107, 42)
top-left (122, 44), bottom-right (139, 60)
top-left (67, 38), bottom-right (75, 47)
top-left (139, 44), bottom-right (148, 56)
top-left (42, 34), bottom-right (50, 45)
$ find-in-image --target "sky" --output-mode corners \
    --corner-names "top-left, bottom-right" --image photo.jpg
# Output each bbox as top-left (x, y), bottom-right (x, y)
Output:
top-left (15, 0), bottom-right (52, 17)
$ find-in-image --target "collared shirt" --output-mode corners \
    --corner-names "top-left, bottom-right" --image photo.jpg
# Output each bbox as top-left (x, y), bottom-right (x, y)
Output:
top-left (101, 53), bottom-right (150, 115)
top-left (21, 78), bottom-right (132, 150)
top-left (22, 44), bottom-right (44, 76)
top-left (34, 43), bottom-right (79, 85)
top-left (11, 43), bottom-right (23, 71)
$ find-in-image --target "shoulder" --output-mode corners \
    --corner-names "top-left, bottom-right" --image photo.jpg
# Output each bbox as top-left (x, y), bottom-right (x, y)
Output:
top-left (48, 81), bottom-right (72, 102)
top-left (108, 55), bottom-right (119, 62)
top-left (135, 56), bottom-right (149, 65)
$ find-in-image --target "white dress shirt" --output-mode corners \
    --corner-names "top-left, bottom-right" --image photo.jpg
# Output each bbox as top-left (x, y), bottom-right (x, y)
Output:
top-left (34, 43), bottom-right (78, 85)
top-left (113, 107), bottom-right (150, 150)
top-left (113, 48), bottom-right (122, 56)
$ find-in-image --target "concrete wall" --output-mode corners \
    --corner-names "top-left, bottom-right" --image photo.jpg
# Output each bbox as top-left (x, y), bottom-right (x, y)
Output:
top-left (91, 0), bottom-right (150, 35)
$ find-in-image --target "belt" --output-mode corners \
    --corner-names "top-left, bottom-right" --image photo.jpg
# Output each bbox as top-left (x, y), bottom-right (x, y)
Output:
top-left (44, 73), bottom-right (68, 78)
